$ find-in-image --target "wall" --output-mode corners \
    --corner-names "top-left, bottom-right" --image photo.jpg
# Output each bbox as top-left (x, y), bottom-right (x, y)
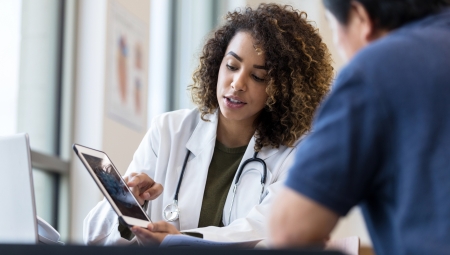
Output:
top-left (71, 0), bottom-right (149, 243)
top-left (102, 0), bottom-right (150, 176)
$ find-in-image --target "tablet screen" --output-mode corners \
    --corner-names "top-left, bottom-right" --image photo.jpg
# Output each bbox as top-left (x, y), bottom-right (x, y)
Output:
top-left (82, 153), bottom-right (148, 221)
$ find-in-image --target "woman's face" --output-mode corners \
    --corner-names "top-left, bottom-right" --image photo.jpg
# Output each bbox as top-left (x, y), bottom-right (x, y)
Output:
top-left (216, 31), bottom-right (268, 124)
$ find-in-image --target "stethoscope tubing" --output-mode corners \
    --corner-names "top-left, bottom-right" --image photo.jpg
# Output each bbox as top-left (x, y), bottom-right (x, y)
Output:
top-left (163, 149), bottom-right (267, 224)
top-left (227, 151), bottom-right (266, 224)
top-left (234, 151), bottom-right (267, 185)
top-left (174, 150), bottom-right (191, 201)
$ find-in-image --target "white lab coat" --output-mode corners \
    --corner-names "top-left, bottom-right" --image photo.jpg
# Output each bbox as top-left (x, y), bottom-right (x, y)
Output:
top-left (83, 108), bottom-right (299, 246)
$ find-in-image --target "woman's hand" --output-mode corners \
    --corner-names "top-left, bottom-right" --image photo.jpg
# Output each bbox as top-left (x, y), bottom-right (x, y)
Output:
top-left (131, 221), bottom-right (181, 245)
top-left (124, 172), bottom-right (163, 206)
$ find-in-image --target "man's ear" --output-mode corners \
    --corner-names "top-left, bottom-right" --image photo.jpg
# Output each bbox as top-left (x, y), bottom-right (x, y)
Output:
top-left (350, 1), bottom-right (378, 42)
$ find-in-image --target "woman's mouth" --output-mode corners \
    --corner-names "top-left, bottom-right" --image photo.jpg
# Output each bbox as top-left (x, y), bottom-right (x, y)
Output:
top-left (227, 97), bottom-right (244, 104)
top-left (223, 97), bottom-right (246, 109)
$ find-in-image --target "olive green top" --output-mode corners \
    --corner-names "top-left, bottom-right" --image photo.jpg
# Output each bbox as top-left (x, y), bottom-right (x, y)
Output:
top-left (198, 140), bottom-right (247, 228)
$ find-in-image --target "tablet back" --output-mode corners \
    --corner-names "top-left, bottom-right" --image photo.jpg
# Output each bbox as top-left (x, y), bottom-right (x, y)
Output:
top-left (0, 133), bottom-right (38, 244)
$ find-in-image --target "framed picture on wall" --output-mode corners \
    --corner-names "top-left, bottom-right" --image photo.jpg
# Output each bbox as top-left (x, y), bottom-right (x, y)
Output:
top-left (107, 0), bottom-right (147, 131)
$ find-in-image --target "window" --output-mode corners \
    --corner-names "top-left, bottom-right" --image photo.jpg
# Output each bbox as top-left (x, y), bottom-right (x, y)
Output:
top-left (0, 0), bottom-right (21, 136)
top-left (0, 0), bottom-right (75, 241)
top-left (149, 0), bottom-right (232, 118)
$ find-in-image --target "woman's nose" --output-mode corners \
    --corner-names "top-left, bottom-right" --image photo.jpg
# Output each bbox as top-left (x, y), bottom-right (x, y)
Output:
top-left (231, 72), bottom-right (247, 91)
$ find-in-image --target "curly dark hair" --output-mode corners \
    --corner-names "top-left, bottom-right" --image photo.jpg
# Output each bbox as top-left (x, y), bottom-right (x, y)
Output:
top-left (190, 3), bottom-right (334, 151)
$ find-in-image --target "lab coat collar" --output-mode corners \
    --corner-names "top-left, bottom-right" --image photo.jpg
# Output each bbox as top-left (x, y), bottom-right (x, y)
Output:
top-left (178, 111), bottom-right (218, 230)
top-left (250, 138), bottom-right (279, 160)
top-left (185, 110), bottom-right (279, 160)
top-left (237, 135), bottom-right (279, 187)
top-left (185, 111), bottom-right (218, 156)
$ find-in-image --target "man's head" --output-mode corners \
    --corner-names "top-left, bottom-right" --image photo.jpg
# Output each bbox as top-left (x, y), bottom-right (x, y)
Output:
top-left (323, 0), bottom-right (450, 61)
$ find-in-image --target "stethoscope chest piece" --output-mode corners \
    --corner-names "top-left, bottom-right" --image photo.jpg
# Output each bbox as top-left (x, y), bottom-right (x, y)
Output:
top-left (163, 200), bottom-right (180, 222)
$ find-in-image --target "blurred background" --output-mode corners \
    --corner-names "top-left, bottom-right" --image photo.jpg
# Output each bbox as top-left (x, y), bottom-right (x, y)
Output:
top-left (0, 0), bottom-right (369, 248)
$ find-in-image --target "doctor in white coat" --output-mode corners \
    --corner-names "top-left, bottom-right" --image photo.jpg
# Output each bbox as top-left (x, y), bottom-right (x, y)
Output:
top-left (84, 3), bottom-right (333, 246)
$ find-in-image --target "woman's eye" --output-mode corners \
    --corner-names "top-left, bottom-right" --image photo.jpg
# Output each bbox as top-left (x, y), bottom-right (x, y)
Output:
top-left (252, 74), bottom-right (265, 82)
top-left (226, 64), bottom-right (238, 71)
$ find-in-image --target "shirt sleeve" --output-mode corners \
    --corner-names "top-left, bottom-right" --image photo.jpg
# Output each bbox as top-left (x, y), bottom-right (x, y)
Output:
top-left (285, 64), bottom-right (389, 216)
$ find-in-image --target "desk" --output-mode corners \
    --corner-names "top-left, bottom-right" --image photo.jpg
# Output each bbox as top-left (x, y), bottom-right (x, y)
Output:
top-left (0, 244), bottom-right (344, 255)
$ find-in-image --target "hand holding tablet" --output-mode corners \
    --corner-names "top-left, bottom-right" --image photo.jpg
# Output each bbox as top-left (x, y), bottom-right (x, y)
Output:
top-left (73, 144), bottom-right (152, 228)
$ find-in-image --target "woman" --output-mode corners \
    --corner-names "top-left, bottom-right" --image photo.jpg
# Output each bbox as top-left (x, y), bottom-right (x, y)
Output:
top-left (84, 3), bottom-right (333, 246)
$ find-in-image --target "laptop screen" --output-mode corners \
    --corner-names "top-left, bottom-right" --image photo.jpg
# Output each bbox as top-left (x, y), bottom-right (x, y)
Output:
top-left (0, 133), bottom-right (38, 244)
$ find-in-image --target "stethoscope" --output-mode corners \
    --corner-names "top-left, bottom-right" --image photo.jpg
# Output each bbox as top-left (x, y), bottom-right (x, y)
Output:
top-left (162, 150), bottom-right (267, 224)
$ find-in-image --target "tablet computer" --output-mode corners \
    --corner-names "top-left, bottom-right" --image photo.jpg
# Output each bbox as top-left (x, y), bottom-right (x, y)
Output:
top-left (73, 144), bottom-right (151, 228)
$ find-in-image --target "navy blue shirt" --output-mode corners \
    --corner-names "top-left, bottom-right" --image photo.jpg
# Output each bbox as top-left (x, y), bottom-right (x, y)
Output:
top-left (285, 8), bottom-right (450, 255)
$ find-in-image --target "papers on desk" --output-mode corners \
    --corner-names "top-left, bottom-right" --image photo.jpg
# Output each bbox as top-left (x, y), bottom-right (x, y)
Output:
top-left (160, 234), bottom-right (262, 248)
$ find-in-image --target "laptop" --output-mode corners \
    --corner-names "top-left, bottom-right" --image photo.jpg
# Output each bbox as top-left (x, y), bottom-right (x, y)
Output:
top-left (0, 133), bottom-right (38, 244)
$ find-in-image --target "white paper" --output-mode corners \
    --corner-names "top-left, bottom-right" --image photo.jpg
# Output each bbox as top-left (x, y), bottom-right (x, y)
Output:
top-left (160, 234), bottom-right (262, 248)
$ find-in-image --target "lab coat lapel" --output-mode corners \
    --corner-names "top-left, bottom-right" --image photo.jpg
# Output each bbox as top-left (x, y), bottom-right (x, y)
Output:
top-left (257, 141), bottom-right (279, 160)
top-left (178, 112), bottom-right (218, 230)
top-left (244, 135), bottom-right (279, 161)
